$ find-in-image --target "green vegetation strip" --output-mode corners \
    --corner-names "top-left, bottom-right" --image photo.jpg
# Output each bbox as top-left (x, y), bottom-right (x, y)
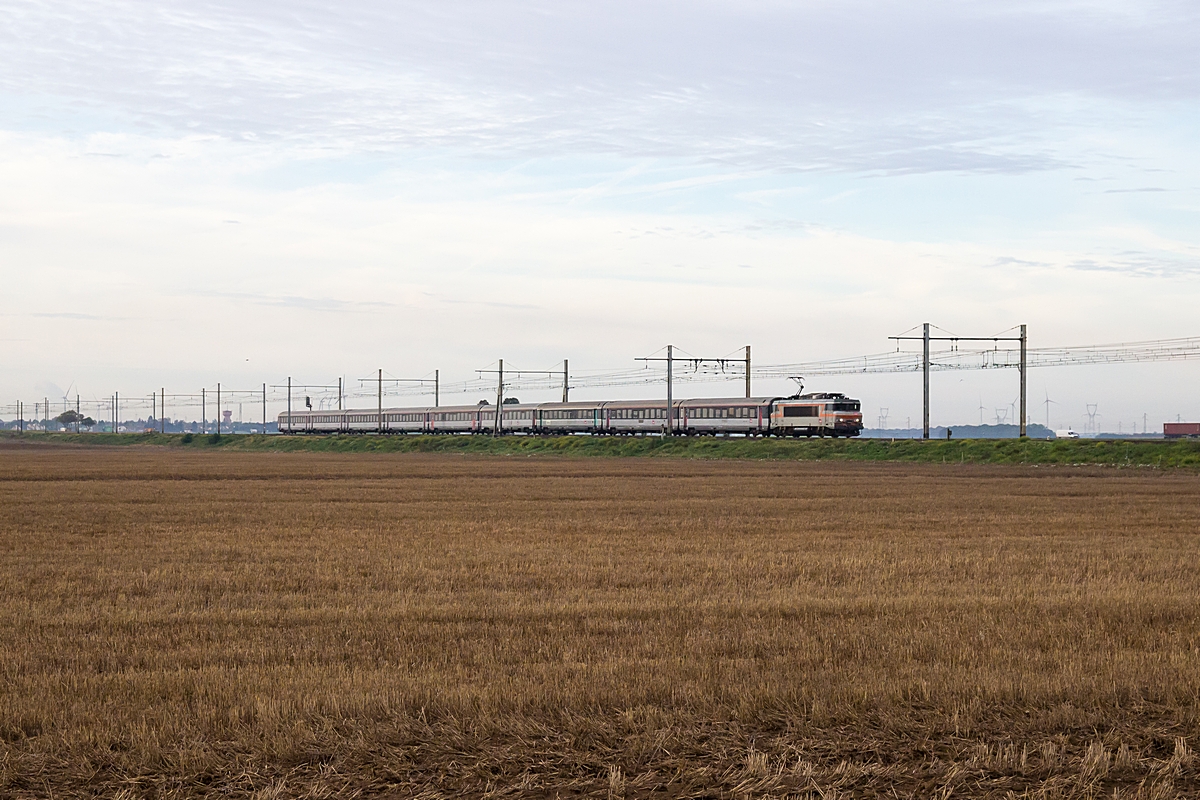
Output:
top-left (5, 430), bottom-right (1200, 467)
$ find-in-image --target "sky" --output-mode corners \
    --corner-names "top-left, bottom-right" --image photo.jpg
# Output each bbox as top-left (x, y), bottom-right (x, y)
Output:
top-left (2, 0), bottom-right (1199, 431)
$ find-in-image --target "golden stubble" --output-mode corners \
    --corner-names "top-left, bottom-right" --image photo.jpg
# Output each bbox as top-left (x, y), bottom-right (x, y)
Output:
top-left (1, 447), bottom-right (1199, 797)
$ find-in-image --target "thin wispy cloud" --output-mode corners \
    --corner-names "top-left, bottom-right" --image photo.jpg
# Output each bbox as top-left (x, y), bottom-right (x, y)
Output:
top-left (185, 290), bottom-right (397, 313)
top-left (29, 312), bottom-right (126, 320)
top-left (2, 1), bottom-right (1196, 174)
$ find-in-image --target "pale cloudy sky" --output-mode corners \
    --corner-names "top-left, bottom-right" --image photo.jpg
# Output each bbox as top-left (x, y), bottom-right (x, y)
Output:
top-left (2, 0), bottom-right (1199, 429)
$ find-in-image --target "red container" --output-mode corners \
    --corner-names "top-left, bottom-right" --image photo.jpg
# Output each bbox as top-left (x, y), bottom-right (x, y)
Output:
top-left (1164, 422), bottom-right (1200, 438)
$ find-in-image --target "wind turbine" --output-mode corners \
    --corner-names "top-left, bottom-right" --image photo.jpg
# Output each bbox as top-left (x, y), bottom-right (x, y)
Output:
top-left (1043, 390), bottom-right (1059, 429)
top-left (979, 396), bottom-right (986, 425)
top-left (56, 381), bottom-right (79, 430)
top-left (61, 381), bottom-right (76, 414)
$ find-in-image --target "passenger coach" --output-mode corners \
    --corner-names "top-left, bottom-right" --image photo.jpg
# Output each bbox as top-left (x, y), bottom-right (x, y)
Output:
top-left (280, 393), bottom-right (863, 437)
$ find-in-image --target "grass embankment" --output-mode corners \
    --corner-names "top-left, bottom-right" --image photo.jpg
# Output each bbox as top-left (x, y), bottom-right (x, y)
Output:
top-left (2, 450), bottom-right (1200, 797)
top-left (7, 429), bottom-right (1200, 468)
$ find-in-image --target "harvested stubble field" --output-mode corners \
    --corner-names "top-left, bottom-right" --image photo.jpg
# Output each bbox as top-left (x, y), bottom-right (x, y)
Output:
top-left (2, 446), bottom-right (1200, 798)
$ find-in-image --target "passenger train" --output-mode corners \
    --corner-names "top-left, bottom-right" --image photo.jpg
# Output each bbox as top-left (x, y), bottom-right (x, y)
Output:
top-left (279, 393), bottom-right (863, 437)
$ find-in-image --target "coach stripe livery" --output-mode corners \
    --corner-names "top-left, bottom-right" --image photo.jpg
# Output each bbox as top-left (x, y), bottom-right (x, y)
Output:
top-left (279, 393), bottom-right (863, 437)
